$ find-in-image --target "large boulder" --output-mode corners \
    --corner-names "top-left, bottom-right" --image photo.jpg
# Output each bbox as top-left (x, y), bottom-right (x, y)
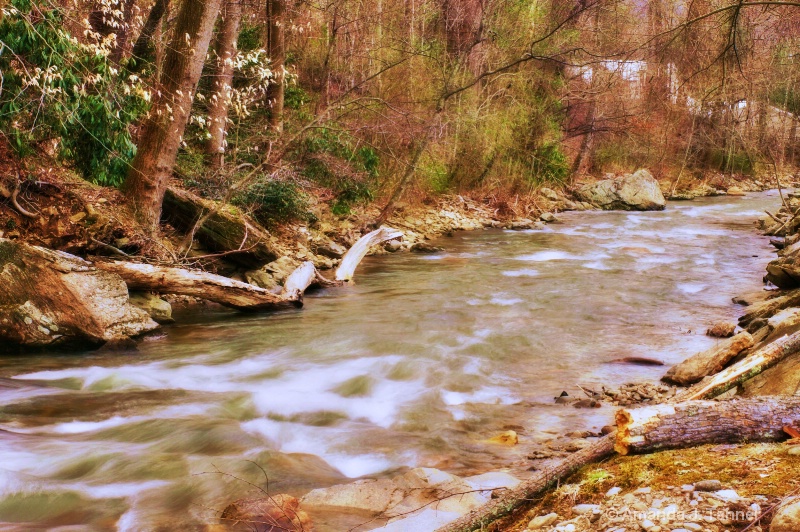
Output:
top-left (766, 241), bottom-right (800, 289)
top-left (771, 496), bottom-right (800, 532)
top-left (0, 239), bottom-right (158, 349)
top-left (662, 332), bottom-right (754, 385)
top-left (577, 169), bottom-right (666, 211)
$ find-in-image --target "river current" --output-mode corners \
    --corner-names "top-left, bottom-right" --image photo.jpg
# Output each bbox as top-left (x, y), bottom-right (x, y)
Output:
top-left (0, 192), bottom-right (782, 529)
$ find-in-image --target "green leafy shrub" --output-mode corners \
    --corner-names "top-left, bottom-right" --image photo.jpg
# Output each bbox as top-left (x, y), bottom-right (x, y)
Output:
top-left (0, 0), bottom-right (148, 185)
top-left (233, 179), bottom-right (312, 226)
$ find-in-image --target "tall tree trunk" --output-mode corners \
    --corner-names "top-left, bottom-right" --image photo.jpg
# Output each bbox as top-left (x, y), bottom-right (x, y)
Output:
top-left (130, 0), bottom-right (170, 67)
top-left (206, 0), bottom-right (243, 170)
top-left (266, 0), bottom-right (286, 133)
top-left (571, 101), bottom-right (596, 176)
top-left (123, 0), bottom-right (223, 234)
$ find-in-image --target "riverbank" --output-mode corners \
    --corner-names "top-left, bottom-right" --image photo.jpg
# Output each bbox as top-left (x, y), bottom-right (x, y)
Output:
top-left (0, 168), bottom-right (796, 531)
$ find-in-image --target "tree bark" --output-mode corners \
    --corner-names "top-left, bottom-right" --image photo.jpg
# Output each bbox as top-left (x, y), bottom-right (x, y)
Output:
top-left (130, 0), bottom-right (170, 68)
top-left (615, 397), bottom-right (800, 455)
top-left (673, 330), bottom-right (800, 402)
top-left (123, 0), bottom-right (223, 234)
top-left (162, 186), bottom-right (279, 268)
top-left (435, 434), bottom-right (617, 532)
top-left (206, 0), bottom-right (243, 169)
top-left (266, 0), bottom-right (286, 133)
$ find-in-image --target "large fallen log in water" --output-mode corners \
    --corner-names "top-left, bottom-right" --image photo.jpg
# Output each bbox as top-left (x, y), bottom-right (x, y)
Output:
top-left (95, 260), bottom-right (299, 310)
top-left (615, 396), bottom-right (800, 455)
top-left (95, 226), bottom-right (403, 311)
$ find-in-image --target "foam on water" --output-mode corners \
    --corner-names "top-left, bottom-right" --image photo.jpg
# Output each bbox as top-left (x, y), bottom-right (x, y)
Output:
top-left (501, 269), bottom-right (540, 277)
top-left (677, 282), bottom-right (707, 294)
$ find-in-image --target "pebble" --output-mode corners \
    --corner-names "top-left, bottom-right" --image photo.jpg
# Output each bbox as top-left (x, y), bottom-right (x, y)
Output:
top-left (641, 519), bottom-right (656, 530)
top-left (606, 486), bottom-right (622, 497)
top-left (693, 480), bottom-right (722, 491)
top-left (572, 504), bottom-right (601, 515)
top-left (636, 487), bottom-right (652, 494)
top-left (680, 484), bottom-right (694, 492)
top-left (711, 489), bottom-right (740, 502)
top-left (788, 446), bottom-right (800, 456)
top-left (681, 523), bottom-right (702, 531)
top-left (528, 513), bottom-right (559, 529)
top-left (540, 212), bottom-right (557, 223)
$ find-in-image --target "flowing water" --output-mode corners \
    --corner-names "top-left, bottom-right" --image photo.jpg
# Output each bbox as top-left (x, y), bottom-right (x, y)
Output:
top-left (0, 192), bottom-right (783, 530)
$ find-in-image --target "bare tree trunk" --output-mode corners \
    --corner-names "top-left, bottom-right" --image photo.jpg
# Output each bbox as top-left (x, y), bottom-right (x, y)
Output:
top-left (615, 397), bottom-right (800, 455)
top-left (266, 0), bottom-right (286, 132)
top-left (571, 102), bottom-right (596, 176)
top-left (123, 0), bottom-right (223, 234)
top-left (206, 0), bottom-right (243, 170)
top-left (130, 0), bottom-right (170, 67)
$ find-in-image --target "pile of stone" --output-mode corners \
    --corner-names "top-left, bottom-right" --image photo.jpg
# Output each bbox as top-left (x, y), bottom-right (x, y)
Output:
top-left (525, 480), bottom-right (798, 532)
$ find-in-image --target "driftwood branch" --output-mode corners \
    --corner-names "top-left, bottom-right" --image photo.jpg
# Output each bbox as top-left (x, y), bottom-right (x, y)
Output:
top-left (335, 226), bottom-right (403, 281)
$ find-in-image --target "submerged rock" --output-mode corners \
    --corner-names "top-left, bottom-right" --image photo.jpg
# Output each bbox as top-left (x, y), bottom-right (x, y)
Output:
top-left (577, 169), bottom-right (666, 211)
top-left (0, 239), bottom-right (158, 349)
top-left (221, 493), bottom-right (312, 531)
top-left (301, 467), bottom-right (490, 518)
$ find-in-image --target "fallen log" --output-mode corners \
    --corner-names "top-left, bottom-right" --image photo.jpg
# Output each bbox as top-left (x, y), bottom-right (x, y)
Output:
top-left (162, 186), bottom-right (278, 268)
top-left (335, 226), bottom-right (404, 281)
top-left (435, 433), bottom-right (616, 532)
top-left (674, 330), bottom-right (800, 401)
top-left (95, 261), bottom-right (296, 311)
top-left (615, 396), bottom-right (800, 455)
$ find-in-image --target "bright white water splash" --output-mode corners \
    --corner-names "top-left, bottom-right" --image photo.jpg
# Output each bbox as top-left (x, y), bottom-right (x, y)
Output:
top-left (0, 192), bottom-right (781, 530)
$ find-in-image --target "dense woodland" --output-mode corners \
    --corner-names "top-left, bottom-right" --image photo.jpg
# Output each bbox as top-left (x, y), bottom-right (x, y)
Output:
top-left (1, 0), bottom-right (799, 235)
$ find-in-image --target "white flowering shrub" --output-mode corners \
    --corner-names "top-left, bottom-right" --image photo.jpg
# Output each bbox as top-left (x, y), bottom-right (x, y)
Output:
top-left (0, 0), bottom-right (149, 185)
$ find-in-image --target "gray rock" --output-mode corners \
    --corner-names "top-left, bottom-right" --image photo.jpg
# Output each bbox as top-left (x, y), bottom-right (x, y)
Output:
top-left (510, 219), bottom-right (535, 230)
top-left (244, 269), bottom-right (279, 290)
top-left (577, 169), bottom-right (666, 211)
top-left (540, 187), bottom-right (560, 201)
top-left (316, 240), bottom-right (347, 258)
top-left (572, 504), bottom-right (600, 515)
top-left (411, 242), bottom-right (444, 253)
top-left (128, 292), bottom-right (173, 323)
top-left (540, 212), bottom-right (557, 223)
top-left (264, 256), bottom-right (300, 283)
top-left (384, 240), bottom-right (402, 252)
